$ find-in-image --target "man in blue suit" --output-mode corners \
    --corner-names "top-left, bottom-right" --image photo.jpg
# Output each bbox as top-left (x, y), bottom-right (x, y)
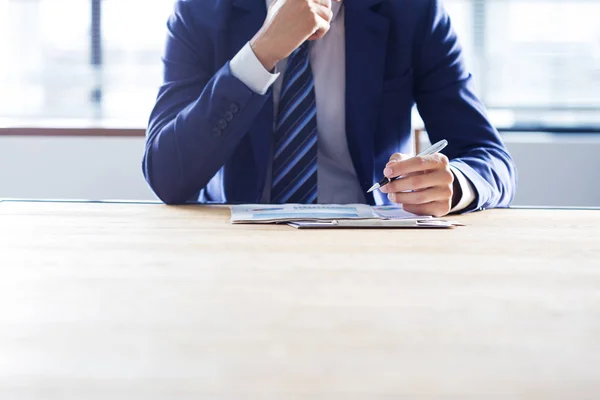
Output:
top-left (143, 0), bottom-right (517, 216)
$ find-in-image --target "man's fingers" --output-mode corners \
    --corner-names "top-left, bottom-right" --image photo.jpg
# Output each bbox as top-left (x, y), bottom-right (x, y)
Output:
top-left (307, 1), bottom-right (335, 40)
top-left (402, 202), bottom-right (451, 218)
top-left (387, 186), bottom-right (453, 205)
top-left (310, 3), bottom-right (333, 23)
top-left (381, 168), bottom-right (453, 193)
top-left (383, 158), bottom-right (454, 218)
top-left (313, 0), bottom-right (333, 8)
top-left (308, 12), bottom-right (331, 40)
top-left (384, 153), bottom-right (449, 178)
top-left (387, 153), bottom-right (411, 165)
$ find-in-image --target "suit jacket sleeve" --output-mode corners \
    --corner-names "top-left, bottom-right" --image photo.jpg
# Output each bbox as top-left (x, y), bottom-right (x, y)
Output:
top-left (413, 0), bottom-right (518, 212)
top-left (142, 1), bottom-right (270, 204)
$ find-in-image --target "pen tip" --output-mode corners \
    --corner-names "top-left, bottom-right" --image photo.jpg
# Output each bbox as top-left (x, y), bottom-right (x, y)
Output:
top-left (367, 184), bottom-right (379, 193)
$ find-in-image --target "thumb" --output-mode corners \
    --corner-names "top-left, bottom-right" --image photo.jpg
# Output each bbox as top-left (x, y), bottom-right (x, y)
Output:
top-left (387, 153), bottom-right (410, 166)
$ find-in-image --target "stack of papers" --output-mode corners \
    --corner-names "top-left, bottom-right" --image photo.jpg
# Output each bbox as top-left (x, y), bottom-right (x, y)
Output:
top-left (230, 204), bottom-right (461, 229)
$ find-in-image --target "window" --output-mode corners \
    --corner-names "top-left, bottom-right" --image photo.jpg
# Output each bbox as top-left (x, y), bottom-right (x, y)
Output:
top-left (0, 0), bottom-right (173, 127)
top-left (467, 0), bottom-right (600, 131)
top-left (1, 0), bottom-right (599, 131)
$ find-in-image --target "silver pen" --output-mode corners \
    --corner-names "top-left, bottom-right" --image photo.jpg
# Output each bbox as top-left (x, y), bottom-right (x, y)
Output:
top-left (367, 139), bottom-right (449, 193)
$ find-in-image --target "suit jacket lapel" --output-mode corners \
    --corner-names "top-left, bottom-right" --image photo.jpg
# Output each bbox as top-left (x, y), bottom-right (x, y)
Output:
top-left (230, 0), bottom-right (273, 201)
top-left (344, 0), bottom-right (389, 203)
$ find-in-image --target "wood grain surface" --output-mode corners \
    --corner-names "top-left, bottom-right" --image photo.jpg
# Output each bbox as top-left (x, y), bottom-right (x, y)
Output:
top-left (1, 202), bottom-right (599, 399)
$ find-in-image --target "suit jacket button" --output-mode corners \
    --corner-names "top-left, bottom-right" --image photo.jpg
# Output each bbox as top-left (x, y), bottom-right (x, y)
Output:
top-left (229, 103), bottom-right (240, 114)
top-left (224, 111), bottom-right (234, 122)
top-left (217, 119), bottom-right (228, 129)
top-left (212, 127), bottom-right (222, 137)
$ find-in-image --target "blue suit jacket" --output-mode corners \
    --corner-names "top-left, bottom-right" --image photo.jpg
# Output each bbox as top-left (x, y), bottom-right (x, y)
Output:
top-left (143, 0), bottom-right (517, 212)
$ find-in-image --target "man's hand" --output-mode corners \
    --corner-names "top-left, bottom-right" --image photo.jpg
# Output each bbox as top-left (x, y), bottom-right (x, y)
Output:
top-left (380, 153), bottom-right (458, 217)
top-left (250, 0), bottom-right (340, 71)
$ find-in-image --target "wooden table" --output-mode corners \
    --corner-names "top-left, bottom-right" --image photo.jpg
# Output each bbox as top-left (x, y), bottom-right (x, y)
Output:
top-left (1, 201), bottom-right (599, 399)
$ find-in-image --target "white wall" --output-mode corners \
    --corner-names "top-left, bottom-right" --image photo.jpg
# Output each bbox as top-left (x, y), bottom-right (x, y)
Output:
top-left (503, 133), bottom-right (600, 208)
top-left (0, 136), bottom-right (156, 201)
top-left (1, 134), bottom-right (599, 207)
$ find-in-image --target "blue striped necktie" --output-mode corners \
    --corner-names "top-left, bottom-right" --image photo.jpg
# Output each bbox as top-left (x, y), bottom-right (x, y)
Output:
top-left (271, 42), bottom-right (318, 204)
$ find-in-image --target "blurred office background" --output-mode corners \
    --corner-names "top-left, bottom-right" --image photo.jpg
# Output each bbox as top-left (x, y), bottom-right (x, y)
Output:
top-left (0, 0), bottom-right (599, 206)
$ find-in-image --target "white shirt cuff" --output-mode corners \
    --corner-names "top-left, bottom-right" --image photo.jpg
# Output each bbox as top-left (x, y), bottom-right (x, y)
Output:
top-left (230, 42), bottom-right (279, 95)
top-left (449, 164), bottom-right (476, 213)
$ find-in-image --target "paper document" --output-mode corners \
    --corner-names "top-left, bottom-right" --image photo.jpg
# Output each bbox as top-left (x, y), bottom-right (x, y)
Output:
top-left (230, 204), bottom-right (428, 224)
top-left (288, 219), bottom-right (456, 229)
top-left (371, 205), bottom-right (431, 220)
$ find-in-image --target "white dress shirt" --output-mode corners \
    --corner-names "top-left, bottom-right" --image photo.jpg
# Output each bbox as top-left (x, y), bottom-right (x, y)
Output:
top-left (230, 0), bottom-right (475, 211)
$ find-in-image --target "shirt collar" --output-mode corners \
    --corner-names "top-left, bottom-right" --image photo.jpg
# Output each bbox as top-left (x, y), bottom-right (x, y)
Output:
top-left (265, 0), bottom-right (342, 21)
